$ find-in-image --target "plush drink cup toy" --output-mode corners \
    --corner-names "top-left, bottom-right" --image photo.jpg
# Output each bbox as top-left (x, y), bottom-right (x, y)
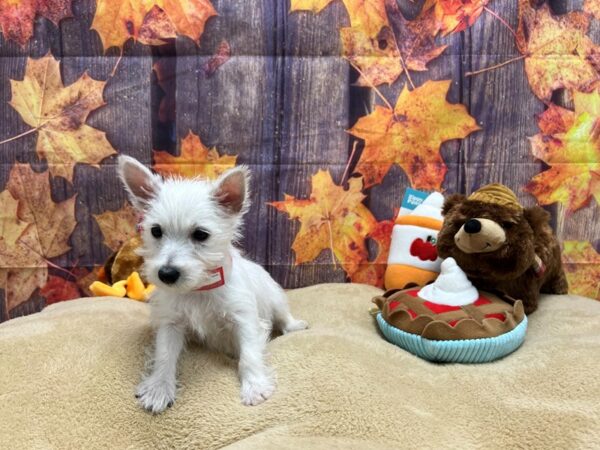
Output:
top-left (385, 192), bottom-right (444, 290)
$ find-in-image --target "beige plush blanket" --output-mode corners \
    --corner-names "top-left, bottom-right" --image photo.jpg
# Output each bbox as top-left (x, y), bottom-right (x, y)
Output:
top-left (1, 284), bottom-right (599, 449)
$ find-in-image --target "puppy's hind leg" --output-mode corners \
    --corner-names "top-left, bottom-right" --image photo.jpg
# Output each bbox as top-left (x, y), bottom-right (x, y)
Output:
top-left (272, 290), bottom-right (308, 334)
top-left (235, 309), bottom-right (275, 406)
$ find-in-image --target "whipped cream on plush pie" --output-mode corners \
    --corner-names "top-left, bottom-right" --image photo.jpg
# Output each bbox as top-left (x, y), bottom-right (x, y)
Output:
top-left (417, 257), bottom-right (478, 306)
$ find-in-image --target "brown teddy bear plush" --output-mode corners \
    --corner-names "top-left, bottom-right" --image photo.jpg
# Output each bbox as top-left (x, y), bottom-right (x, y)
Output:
top-left (436, 184), bottom-right (568, 314)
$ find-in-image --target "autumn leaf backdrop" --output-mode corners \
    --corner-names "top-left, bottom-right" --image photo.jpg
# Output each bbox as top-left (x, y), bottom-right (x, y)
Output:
top-left (0, 0), bottom-right (599, 322)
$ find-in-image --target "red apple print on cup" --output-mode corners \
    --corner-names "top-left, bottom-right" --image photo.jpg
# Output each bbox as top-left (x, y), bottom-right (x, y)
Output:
top-left (410, 235), bottom-right (438, 262)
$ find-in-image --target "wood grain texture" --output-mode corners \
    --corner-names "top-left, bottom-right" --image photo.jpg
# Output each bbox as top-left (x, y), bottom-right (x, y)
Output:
top-left (271, 0), bottom-right (351, 287)
top-left (174, 0), bottom-right (278, 268)
top-left (462, 0), bottom-right (546, 207)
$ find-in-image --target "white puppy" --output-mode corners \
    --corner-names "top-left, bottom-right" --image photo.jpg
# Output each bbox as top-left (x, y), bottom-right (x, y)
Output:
top-left (117, 155), bottom-right (307, 413)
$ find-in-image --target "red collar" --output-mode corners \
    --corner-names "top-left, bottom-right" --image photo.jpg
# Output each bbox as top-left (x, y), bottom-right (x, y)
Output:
top-left (196, 254), bottom-right (232, 291)
top-left (196, 266), bottom-right (225, 291)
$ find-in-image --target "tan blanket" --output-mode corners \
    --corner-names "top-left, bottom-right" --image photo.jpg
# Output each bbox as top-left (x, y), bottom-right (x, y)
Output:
top-left (1, 284), bottom-right (599, 449)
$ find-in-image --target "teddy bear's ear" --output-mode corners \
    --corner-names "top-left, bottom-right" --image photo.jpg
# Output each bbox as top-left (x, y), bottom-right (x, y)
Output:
top-left (442, 194), bottom-right (466, 216)
top-left (523, 206), bottom-right (550, 231)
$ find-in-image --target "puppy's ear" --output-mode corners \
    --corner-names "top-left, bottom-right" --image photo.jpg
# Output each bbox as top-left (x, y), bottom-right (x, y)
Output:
top-left (212, 166), bottom-right (250, 214)
top-left (117, 155), bottom-right (161, 210)
top-left (442, 193), bottom-right (466, 216)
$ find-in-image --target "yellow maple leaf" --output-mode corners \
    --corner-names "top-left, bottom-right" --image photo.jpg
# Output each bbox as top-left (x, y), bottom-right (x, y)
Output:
top-left (7, 164), bottom-right (77, 259)
top-left (341, 27), bottom-right (403, 86)
top-left (348, 80), bottom-right (480, 189)
top-left (8, 53), bottom-right (116, 182)
top-left (525, 91), bottom-right (600, 212)
top-left (153, 131), bottom-right (237, 179)
top-left (0, 190), bottom-right (29, 252)
top-left (516, 1), bottom-right (600, 101)
top-left (270, 170), bottom-right (377, 277)
top-left (93, 202), bottom-right (139, 253)
top-left (92, 0), bottom-right (217, 50)
top-left (0, 164), bottom-right (76, 314)
top-left (341, 3), bottom-right (446, 86)
top-left (562, 241), bottom-right (600, 300)
top-left (290, 0), bottom-right (388, 39)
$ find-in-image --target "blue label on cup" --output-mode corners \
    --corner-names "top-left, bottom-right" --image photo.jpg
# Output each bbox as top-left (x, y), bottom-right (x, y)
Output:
top-left (400, 188), bottom-right (429, 212)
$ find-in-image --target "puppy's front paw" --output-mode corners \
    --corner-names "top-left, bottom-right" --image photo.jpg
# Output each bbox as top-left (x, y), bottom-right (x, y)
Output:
top-left (240, 377), bottom-right (275, 406)
top-left (135, 377), bottom-right (176, 414)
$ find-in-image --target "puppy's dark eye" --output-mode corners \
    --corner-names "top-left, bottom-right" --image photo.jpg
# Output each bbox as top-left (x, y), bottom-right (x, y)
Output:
top-left (192, 228), bottom-right (210, 242)
top-left (151, 225), bottom-right (162, 238)
top-left (502, 221), bottom-right (514, 229)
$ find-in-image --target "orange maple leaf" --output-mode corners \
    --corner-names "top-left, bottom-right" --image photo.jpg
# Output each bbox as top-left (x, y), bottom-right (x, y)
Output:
top-left (348, 80), bottom-right (480, 189)
top-left (153, 131), bottom-right (237, 179)
top-left (92, 0), bottom-right (217, 50)
top-left (8, 53), bottom-right (116, 182)
top-left (423, 0), bottom-right (490, 36)
top-left (0, 164), bottom-right (76, 315)
top-left (562, 241), bottom-right (600, 300)
top-left (93, 202), bottom-right (139, 253)
top-left (584, 0), bottom-right (600, 21)
top-left (525, 91), bottom-right (600, 212)
top-left (290, 0), bottom-right (388, 39)
top-left (349, 219), bottom-right (393, 287)
top-left (270, 170), bottom-right (377, 277)
top-left (516, 1), bottom-right (600, 101)
top-left (341, 1), bottom-right (446, 86)
top-left (0, 0), bottom-right (72, 46)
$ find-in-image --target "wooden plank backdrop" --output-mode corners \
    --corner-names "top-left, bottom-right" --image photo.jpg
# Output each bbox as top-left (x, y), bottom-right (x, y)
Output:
top-left (0, 0), bottom-right (599, 321)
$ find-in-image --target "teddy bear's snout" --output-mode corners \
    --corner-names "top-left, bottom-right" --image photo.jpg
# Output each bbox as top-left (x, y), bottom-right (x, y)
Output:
top-left (454, 218), bottom-right (506, 254)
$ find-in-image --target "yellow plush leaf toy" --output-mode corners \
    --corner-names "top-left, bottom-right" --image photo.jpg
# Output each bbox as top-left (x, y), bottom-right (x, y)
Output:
top-left (90, 272), bottom-right (155, 302)
top-left (90, 235), bottom-right (155, 301)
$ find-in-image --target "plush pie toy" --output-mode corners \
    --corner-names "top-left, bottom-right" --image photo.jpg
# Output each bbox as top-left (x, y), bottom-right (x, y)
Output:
top-left (373, 257), bottom-right (527, 363)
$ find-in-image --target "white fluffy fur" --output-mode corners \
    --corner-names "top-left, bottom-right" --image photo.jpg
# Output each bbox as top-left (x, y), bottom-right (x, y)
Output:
top-left (117, 155), bottom-right (307, 413)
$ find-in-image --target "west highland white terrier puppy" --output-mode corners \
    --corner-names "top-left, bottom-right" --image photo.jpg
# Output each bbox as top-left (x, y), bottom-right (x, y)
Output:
top-left (117, 155), bottom-right (308, 413)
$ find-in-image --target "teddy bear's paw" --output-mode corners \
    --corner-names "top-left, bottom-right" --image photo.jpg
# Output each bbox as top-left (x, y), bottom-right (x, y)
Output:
top-left (135, 376), bottom-right (176, 414)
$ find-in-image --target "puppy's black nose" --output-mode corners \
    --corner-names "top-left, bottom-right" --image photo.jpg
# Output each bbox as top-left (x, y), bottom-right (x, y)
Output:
top-left (464, 219), bottom-right (482, 234)
top-left (158, 266), bottom-right (180, 284)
